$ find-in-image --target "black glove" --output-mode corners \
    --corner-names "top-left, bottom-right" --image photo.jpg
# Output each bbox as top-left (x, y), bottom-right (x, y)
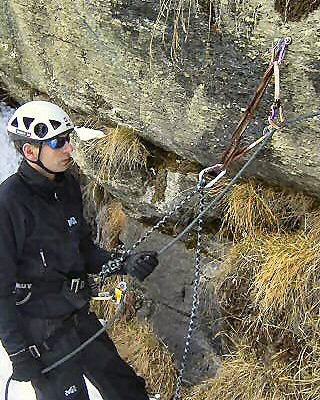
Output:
top-left (123, 251), bottom-right (159, 282)
top-left (10, 346), bottom-right (43, 382)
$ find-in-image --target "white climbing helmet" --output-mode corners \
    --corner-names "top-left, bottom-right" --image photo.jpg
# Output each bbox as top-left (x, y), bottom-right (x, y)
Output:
top-left (7, 100), bottom-right (74, 141)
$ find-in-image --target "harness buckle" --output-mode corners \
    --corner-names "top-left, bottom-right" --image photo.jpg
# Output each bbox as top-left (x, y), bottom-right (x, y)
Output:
top-left (69, 278), bottom-right (85, 293)
top-left (70, 278), bottom-right (81, 293)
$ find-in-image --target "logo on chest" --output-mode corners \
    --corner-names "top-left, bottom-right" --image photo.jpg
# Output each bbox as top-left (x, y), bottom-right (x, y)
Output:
top-left (67, 216), bottom-right (78, 229)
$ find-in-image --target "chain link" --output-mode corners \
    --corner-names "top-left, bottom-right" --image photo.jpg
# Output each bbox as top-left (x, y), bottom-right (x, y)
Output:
top-left (126, 185), bottom-right (202, 256)
top-left (99, 184), bottom-right (202, 284)
top-left (173, 181), bottom-right (205, 400)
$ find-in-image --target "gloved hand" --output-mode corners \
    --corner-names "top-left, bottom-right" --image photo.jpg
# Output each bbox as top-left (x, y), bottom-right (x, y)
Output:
top-left (122, 251), bottom-right (159, 282)
top-left (11, 347), bottom-right (43, 382)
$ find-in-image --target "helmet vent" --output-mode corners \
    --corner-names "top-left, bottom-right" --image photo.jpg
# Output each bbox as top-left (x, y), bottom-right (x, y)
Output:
top-left (34, 123), bottom-right (49, 138)
top-left (23, 117), bottom-right (35, 130)
top-left (49, 119), bottom-right (62, 130)
top-left (11, 117), bottom-right (19, 128)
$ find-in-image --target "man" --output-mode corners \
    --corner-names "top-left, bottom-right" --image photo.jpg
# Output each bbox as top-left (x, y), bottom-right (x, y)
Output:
top-left (0, 100), bottom-right (159, 400)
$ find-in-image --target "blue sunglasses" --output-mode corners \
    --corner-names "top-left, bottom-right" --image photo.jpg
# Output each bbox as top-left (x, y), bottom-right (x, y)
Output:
top-left (44, 133), bottom-right (71, 150)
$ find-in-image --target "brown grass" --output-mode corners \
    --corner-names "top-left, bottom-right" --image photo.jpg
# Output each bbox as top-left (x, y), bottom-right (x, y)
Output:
top-left (183, 342), bottom-right (320, 399)
top-left (81, 180), bottom-right (107, 231)
top-left (91, 279), bottom-right (177, 399)
top-left (82, 125), bottom-right (149, 183)
top-left (303, 208), bottom-right (320, 239)
top-left (184, 348), bottom-right (293, 400)
top-left (253, 233), bottom-right (320, 332)
top-left (96, 200), bottom-right (127, 250)
top-left (81, 177), bottom-right (127, 250)
top-left (219, 180), bottom-right (315, 241)
top-left (213, 183), bottom-right (320, 399)
top-left (110, 318), bottom-right (178, 399)
top-left (217, 235), bottom-right (266, 316)
top-left (217, 230), bottom-right (320, 337)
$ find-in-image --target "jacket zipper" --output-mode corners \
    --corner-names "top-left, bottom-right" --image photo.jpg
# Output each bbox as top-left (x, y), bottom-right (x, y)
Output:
top-left (39, 249), bottom-right (48, 271)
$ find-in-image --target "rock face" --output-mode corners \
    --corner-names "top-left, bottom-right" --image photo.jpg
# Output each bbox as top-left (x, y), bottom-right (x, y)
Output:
top-left (120, 218), bottom-right (224, 384)
top-left (0, 0), bottom-right (319, 384)
top-left (0, 0), bottom-right (319, 194)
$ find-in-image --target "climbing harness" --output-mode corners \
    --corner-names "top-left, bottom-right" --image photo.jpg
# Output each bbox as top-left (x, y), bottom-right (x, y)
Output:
top-left (5, 37), bottom-right (320, 400)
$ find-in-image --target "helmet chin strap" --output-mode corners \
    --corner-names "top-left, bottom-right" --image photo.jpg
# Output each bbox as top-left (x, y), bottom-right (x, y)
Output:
top-left (27, 142), bottom-right (57, 175)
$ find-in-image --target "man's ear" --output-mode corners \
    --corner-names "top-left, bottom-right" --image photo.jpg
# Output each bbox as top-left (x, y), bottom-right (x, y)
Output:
top-left (22, 143), bottom-right (39, 162)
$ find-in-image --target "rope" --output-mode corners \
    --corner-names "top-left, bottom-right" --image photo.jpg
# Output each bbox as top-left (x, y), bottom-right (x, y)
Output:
top-left (159, 111), bottom-right (320, 256)
top-left (159, 125), bottom-right (274, 255)
top-left (4, 376), bottom-right (11, 400)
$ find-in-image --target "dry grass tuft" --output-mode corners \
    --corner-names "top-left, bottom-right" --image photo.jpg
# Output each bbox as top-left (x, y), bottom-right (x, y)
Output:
top-left (81, 181), bottom-right (126, 249)
top-left (217, 231), bottom-right (320, 336)
top-left (215, 235), bottom-right (268, 349)
top-left (184, 344), bottom-right (320, 399)
top-left (217, 235), bottom-right (266, 313)
top-left (219, 180), bottom-right (315, 240)
top-left (252, 233), bottom-right (320, 331)
top-left (184, 348), bottom-right (292, 400)
top-left (96, 201), bottom-right (127, 250)
top-left (82, 180), bottom-right (107, 224)
top-left (303, 208), bottom-right (320, 239)
top-left (82, 126), bottom-right (149, 183)
top-left (110, 317), bottom-right (177, 399)
top-left (91, 278), bottom-right (177, 399)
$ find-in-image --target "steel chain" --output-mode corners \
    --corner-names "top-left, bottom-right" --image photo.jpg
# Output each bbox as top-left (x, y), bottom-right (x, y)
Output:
top-left (99, 184), bottom-right (202, 284)
top-left (174, 180), bottom-right (205, 400)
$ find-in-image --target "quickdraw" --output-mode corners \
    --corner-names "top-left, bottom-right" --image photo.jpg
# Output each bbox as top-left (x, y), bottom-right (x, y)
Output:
top-left (222, 37), bottom-right (291, 168)
top-left (268, 37), bottom-right (291, 129)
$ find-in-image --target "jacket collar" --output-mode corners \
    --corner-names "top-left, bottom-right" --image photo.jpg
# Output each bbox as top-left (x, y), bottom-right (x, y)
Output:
top-left (17, 160), bottom-right (65, 199)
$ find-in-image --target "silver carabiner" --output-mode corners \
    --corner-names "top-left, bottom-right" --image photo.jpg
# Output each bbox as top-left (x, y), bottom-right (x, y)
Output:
top-left (198, 164), bottom-right (227, 189)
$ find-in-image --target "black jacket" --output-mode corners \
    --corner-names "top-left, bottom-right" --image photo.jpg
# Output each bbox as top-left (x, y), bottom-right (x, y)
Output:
top-left (0, 160), bottom-right (111, 354)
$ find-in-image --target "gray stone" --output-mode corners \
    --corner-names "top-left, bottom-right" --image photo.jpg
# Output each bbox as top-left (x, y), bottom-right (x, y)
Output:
top-left (120, 217), bottom-right (223, 382)
top-left (0, 1), bottom-right (319, 195)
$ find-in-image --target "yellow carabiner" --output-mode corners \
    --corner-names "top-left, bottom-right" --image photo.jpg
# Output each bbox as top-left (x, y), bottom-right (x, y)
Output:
top-left (114, 288), bottom-right (123, 304)
top-left (114, 281), bottom-right (127, 304)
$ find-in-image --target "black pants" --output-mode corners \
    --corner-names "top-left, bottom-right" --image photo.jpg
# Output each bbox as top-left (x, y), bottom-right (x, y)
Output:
top-left (22, 308), bottom-right (149, 400)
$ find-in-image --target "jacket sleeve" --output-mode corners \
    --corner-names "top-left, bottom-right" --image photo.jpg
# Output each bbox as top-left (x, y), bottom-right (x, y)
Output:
top-left (0, 198), bottom-right (30, 355)
top-left (79, 216), bottom-right (115, 274)
top-left (70, 176), bottom-right (114, 274)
